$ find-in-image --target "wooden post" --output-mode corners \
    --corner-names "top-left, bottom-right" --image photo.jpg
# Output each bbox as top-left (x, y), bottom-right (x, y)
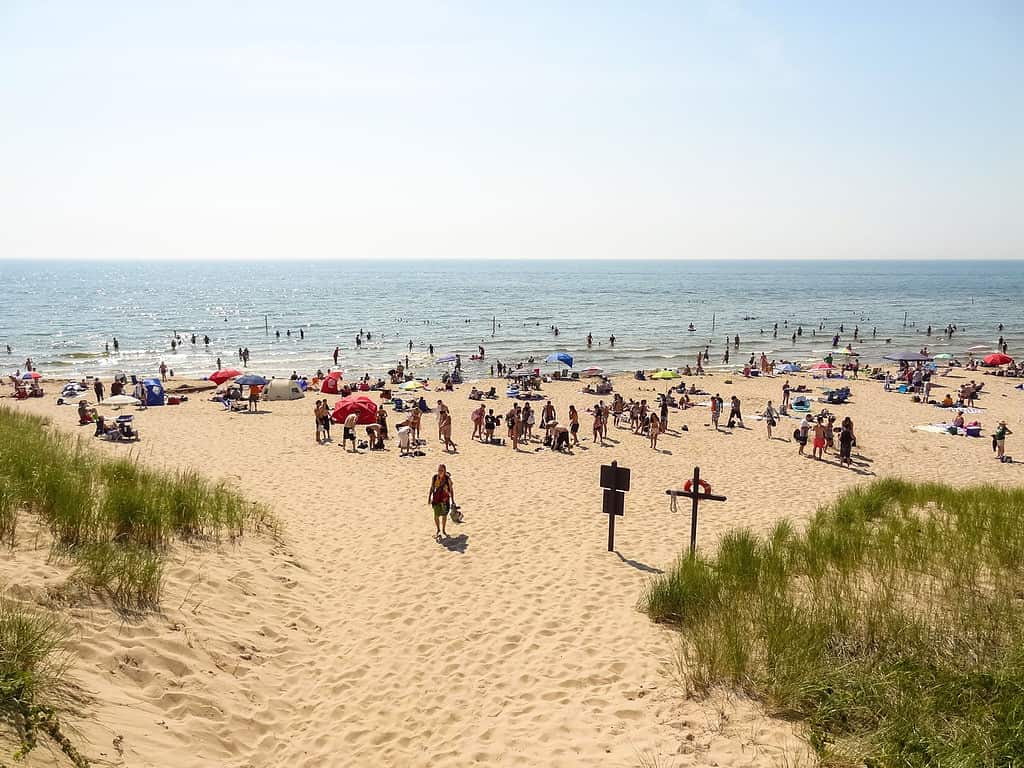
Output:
top-left (688, 467), bottom-right (701, 555)
top-left (665, 466), bottom-right (727, 557)
top-left (600, 460), bottom-right (630, 552)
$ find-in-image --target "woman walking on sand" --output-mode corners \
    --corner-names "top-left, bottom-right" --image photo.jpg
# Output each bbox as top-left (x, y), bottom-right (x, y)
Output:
top-left (764, 400), bottom-right (778, 439)
top-left (439, 406), bottom-right (456, 453)
top-left (649, 413), bottom-right (661, 449)
top-left (592, 406), bottom-right (604, 446)
top-left (428, 464), bottom-right (455, 541)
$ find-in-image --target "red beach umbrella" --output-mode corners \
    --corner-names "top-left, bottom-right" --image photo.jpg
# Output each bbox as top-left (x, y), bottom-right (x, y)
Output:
top-left (209, 368), bottom-right (242, 385)
top-left (809, 362), bottom-right (835, 370)
top-left (331, 395), bottom-right (378, 425)
top-left (983, 353), bottom-right (1012, 366)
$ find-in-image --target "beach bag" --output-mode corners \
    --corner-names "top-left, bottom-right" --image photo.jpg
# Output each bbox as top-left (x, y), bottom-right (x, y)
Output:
top-left (793, 428), bottom-right (801, 440)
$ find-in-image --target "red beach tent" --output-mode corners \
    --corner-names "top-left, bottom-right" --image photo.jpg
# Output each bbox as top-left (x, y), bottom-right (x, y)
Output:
top-left (321, 371), bottom-right (344, 395)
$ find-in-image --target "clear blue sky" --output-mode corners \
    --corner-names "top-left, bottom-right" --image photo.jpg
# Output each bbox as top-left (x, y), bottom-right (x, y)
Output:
top-left (1, 1), bottom-right (1021, 260)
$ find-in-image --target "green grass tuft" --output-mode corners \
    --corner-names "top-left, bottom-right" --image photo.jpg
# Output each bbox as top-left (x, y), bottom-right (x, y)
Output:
top-left (0, 406), bottom-right (269, 607)
top-left (642, 479), bottom-right (1024, 766)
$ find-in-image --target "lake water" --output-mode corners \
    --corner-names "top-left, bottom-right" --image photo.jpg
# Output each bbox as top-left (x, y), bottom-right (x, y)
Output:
top-left (2, 259), bottom-right (1021, 380)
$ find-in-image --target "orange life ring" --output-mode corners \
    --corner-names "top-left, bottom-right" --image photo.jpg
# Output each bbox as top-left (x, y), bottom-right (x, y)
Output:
top-left (683, 478), bottom-right (711, 494)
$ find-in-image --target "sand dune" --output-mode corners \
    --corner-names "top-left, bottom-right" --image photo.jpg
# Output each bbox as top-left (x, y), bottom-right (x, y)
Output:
top-left (3, 368), bottom-right (1022, 766)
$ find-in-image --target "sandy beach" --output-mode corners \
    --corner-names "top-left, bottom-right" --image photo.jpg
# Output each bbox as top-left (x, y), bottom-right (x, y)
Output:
top-left (2, 367), bottom-right (1023, 767)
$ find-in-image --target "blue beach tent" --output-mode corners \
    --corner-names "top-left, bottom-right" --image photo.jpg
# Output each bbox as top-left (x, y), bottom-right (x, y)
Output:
top-left (142, 378), bottom-right (165, 406)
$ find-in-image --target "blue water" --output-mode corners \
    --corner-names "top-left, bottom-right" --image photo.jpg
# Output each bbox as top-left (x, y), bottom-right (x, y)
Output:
top-left (2, 260), bottom-right (1022, 380)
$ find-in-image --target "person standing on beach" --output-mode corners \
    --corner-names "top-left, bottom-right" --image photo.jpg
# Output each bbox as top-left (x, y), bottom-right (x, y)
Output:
top-left (314, 400), bottom-right (324, 443)
top-left (440, 406), bottom-right (456, 452)
top-left (343, 412), bottom-right (359, 452)
top-left (569, 405), bottom-right (580, 446)
top-left (506, 405), bottom-right (520, 451)
top-left (649, 413), bottom-right (660, 449)
top-left (782, 380), bottom-right (791, 410)
top-left (94, 378), bottom-right (105, 403)
top-left (728, 395), bottom-right (744, 428)
top-left (839, 417), bottom-right (854, 466)
top-left (812, 418), bottom-right (827, 460)
top-left (710, 393), bottom-right (721, 430)
top-left (428, 464), bottom-right (455, 540)
top-left (797, 414), bottom-right (812, 455)
top-left (471, 403), bottom-right (485, 441)
top-left (592, 406), bottom-right (604, 445)
top-left (764, 400), bottom-right (778, 439)
top-left (994, 421), bottom-right (1012, 460)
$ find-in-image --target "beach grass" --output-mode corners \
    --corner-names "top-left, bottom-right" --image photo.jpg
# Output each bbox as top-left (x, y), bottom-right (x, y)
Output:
top-left (0, 406), bottom-right (268, 608)
top-left (642, 479), bottom-right (1024, 766)
top-left (0, 597), bottom-right (78, 761)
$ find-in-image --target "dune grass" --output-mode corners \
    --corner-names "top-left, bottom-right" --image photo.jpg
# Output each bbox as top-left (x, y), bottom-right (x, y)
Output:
top-left (0, 406), bottom-right (269, 608)
top-left (642, 479), bottom-right (1024, 767)
top-left (0, 597), bottom-right (83, 763)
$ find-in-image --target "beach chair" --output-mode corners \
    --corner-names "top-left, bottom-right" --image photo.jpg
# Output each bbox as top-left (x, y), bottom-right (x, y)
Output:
top-left (392, 397), bottom-right (405, 412)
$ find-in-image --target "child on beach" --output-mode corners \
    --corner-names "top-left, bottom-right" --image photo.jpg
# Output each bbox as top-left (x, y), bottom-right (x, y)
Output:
top-left (812, 418), bottom-right (828, 460)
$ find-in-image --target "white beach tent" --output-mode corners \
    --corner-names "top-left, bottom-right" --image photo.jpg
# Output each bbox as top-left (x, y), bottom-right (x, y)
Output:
top-left (263, 379), bottom-right (305, 401)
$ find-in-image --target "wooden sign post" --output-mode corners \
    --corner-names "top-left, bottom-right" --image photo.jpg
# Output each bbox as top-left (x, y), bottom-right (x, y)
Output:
top-left (599, 460), bottom-right (631, 551)
top-left (665, 466), bottom-right (727, 556)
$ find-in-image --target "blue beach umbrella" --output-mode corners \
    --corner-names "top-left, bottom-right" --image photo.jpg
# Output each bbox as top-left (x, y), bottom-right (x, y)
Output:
top-left (545, 352), bottom-right (573, 368)
top-left (235, 373), bottom-right (268, 386)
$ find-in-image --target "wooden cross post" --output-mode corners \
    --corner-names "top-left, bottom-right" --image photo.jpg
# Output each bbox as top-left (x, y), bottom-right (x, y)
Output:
top-left (665, 466), bottom-right (727, 556)
top-left (599, 460), bottom-right (631, 552)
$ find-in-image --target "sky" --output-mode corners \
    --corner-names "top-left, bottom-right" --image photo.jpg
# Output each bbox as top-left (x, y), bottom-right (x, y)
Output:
top-left (0, 1), bottom-right (1021, 261)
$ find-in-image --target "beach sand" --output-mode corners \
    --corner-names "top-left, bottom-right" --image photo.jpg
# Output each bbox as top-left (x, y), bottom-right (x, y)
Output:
top-left (2, 367), bottom-right (1023, 767)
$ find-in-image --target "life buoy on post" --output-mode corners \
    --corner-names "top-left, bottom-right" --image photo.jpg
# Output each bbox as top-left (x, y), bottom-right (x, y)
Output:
top-left (683, 478), bottom-right (711, 494)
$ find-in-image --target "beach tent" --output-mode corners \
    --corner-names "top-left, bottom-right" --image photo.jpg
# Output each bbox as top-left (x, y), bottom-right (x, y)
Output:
top-left (545, 352), bottom-right (573, 368)
top-left (331, 395), bottom-right (378, 425)
top-left (321, 371), bottom-right (343, 395)
top-left (775, 363), bottom-right (802, 373)
top-left (883, 351), bottom-right (933, 362)
top-left (983, 353), bottom-right (1012, 366)
top-left (263, 379), bottom-right (304, 401)
top-left (210, 368), bottom-right (241, 385)
top-left (141, 378), bottom-right (165, 406)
